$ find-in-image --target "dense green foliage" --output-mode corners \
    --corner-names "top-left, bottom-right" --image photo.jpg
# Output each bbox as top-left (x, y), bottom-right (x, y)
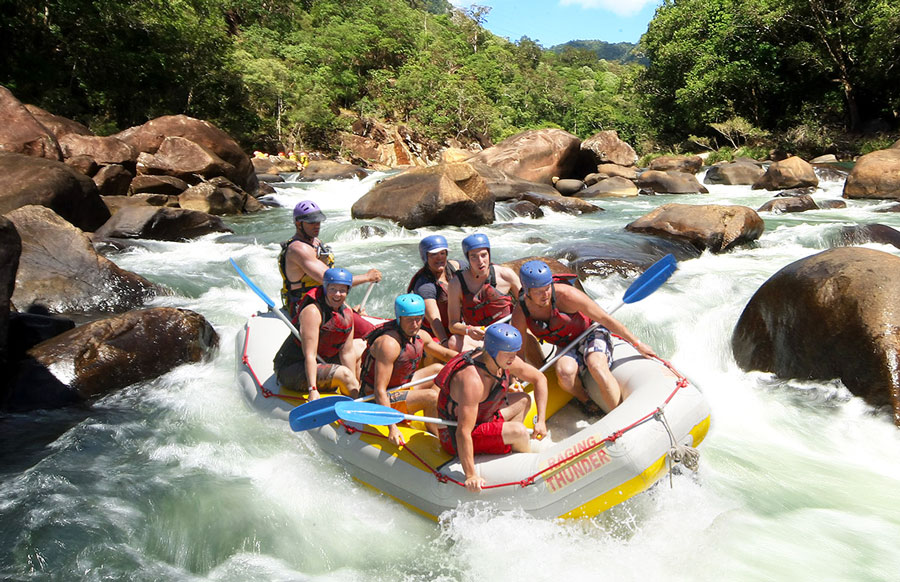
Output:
top-left (1, 0), bottom-right (896, 156)
top-left (638, 0), bottom-right (900, 148)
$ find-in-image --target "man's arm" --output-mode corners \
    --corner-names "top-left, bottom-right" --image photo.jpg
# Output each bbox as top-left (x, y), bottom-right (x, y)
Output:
top-left (286, 241), bottom-right (328, 285)
top-left (557, 285), bottom-right (656, 358)
top-left (421, 331), bottom-right (458, 362)
top-left (448, 275), bottom-right (484, 340)
top-left (452, 367), bottom-right (486, 492)
top-left (352, 268), bottom-right (382, 287)
top-left (508, 357), bottom-right (548, 440)
top-left (496, 265), bottom-right (522, 298)
top-left (370, 335), bottom-right (404, 445)
top-left (299, 305), bottom-right (323, 393)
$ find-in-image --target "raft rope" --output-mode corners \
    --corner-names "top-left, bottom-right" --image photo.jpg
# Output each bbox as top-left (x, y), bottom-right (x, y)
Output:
top-left (330, 336), bottom-right (703, 491)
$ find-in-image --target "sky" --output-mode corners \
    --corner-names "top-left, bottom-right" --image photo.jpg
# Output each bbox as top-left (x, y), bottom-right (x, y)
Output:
top-left (449, 0), bottom-right (661, 47)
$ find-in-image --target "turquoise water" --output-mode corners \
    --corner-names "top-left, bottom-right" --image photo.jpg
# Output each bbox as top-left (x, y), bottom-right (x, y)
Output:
top-left (2, 170), bottom-right (900, 581)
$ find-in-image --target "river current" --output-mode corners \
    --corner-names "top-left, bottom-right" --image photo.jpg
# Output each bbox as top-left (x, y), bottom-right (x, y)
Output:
top-left (2, 170), bottom-right (900, 581)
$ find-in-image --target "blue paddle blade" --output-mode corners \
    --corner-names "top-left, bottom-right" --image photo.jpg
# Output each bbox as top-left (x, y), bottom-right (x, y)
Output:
top-left (289, 395), bottom-right (353, 431)
top-left (229, 257), bottom-right (276, 309)
top-left (622, 254), bottom-right (677, 304)
top-left (333, 401), bottom-right (406, 426)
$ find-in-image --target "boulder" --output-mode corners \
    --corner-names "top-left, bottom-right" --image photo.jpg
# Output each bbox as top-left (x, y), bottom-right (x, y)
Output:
top-left (649, 155), bottom-right (703, 174)
top-left (0, 86), bottom-right (61, 160)
top-left (626, 203), bottom-right (764, 253)
top-left (810, 154), bottom-right (839, 164)
top-left (503, 200), bottom-right (544, 219)
top-left (441, 147), bottom-right (475, 164)
top-left (875, 204), bottom-right (900, 213)
top-left (554, 178), bottom-right (585, 195)
top-left (636, 170), bottom-right (709, 194)
top-left (752, 156), bottom-right (819, 191)
top-left (580, 130), bottom-right (637, 167)
top-left (704, 161), bottom-right (765, 185)
top-left (468, 161), bottom-right (560, 200)
top-left (93, 205), bottom-right (233, 241)
top-left (842, 148), bottom-right (900, 200)
top-left (65, 155), bottom-right (99, 177)
top-left (731, 247), bottom-right (900, 426)
top-left (6, 307), bottom-right (218, 410)
top-left (101, 193), bottom-right (178, 215)
top-left (813, 165), bottom-right (849, 182)
top-left (92, 164), bottom-right (134, 197)
top-left (178, 178), bottom-right (247, 215)
top-left (817, 199), bottom-right (847, 209)
top-left (518, 192), bottom-right (602, 216)
top-left (129, 174), bottom-right (189, 196)
top-left (137, 135), bottom-right (235, 183)
top-left (114, 114), bottom-right (258, 193)
top-left (1, 216), bottom-right (21, 400)
top-left (351, 162), bottom-right (493, 229)
top-left (757, 195), bottom-right (819, 214)
top-left (471, 129), bottom-right (582, 184)
top-left (557, 235), bottom-right (701, 280)
top-left (23, 104), bottom-right (92, 138)
top-left (592, 163), bottom-right (637, 181)
top-left (0, 152), bottom-right (110, 232)
top-left (251, 156), bottom-right (300, 174)
top-left (298, 160), bottom-right (368, 181)
top-left (6, 205), bottom-right (163, 313)
top-left (578, 176), bottom-right (639, 198)
top-left (838, 224), bottom-right (900, 250)
top-left (57, 134), bottom-right (137, 167)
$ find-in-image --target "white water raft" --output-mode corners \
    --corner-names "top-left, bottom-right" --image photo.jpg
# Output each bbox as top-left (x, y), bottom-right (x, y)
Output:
top-left (236, 309), bottom-right (711, 520)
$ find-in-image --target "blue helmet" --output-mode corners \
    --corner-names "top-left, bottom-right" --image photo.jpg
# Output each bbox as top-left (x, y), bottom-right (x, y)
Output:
top-left (419, 235), bottom-right (449, 263)
top-left (293, 200), bottom-right (326, 223)
top-left (462, 233), bottom-right (490, 258)
top-left (323, 267), bottom-right (353, 288)
top-left (520, 260), bottom-right (553, 289)
top-left (483, 323), bottom-right (522, 359)
top-left (395, 293), bottom-right (426, 319)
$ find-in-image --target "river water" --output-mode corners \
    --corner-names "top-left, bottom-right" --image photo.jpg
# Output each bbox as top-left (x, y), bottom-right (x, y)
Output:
top-left (2, 169), bottom-right (900, 581)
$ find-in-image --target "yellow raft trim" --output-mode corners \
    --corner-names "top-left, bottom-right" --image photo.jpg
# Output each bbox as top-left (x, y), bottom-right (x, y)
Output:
top-left (558, 413), bottom-right (711, 519)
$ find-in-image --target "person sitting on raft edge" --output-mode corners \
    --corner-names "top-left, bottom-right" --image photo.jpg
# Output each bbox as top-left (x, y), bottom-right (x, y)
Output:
top-left (273, 267), bottom-right (361, 401)
top-left (359, 293), bottom-right (458, 446)
top-left (278, 199), bottom-right (382, 337)
top-left (511, 260), bottom-right (656, 415)
top-left (436, 323), bottom-right (548, 493)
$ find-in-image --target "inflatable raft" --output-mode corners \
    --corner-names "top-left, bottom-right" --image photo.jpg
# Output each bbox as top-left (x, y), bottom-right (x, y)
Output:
top-left (236, 309), bottom-right (711, 520)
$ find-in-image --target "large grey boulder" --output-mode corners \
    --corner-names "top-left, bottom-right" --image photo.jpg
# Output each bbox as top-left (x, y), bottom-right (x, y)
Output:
top-left (626, 203), bottom-right (764, 253)
top-left (580, 130), bottom-right (637, 167)
top-left (0, 86), bottom-right (61, 160)
top-left (732, 247), bottom-right (900, 427)
top-left (0, 152), bottom-right (110, 232)
top-left (6, 205), bottom-right (163, 313)
top-left (752, 156), bottom-right (819, 191)
top-left (471, 129), bottom-right (582, 185)
top-left (93, 205), bottom-right (233, 241)
top-left (704, 161), bottom-right (765, 185)
top-left (842, 148), bottom-right (900, 200)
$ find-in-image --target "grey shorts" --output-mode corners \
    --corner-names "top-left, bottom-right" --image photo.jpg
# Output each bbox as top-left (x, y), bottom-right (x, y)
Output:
top-left (559, 327), bottom-right (613, 377)
top-left (273, 335), bottom-right (341, 392)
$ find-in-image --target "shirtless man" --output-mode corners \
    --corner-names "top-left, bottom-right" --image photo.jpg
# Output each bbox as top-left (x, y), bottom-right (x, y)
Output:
top-left (278, 200), bottom-right (381, 336)
top-left (435, 323), bottom-right (548, 492)
top-left (511, 260), bottom-right (656, 414)
top-left (359, 293), bottom-right (458, 446)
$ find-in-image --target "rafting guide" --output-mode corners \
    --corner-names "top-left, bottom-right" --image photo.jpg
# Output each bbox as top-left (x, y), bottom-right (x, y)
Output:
top-left (279, 199), bottom-right (382, 336)
top-left (436, 323), bottom-right (549, 492)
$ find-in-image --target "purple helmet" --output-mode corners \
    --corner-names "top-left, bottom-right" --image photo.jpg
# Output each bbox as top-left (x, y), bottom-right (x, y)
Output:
top-left (293, 200), bottom-right (326, 223)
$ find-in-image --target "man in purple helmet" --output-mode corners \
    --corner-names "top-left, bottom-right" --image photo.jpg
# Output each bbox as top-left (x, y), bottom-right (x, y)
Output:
top-left (279, 199), bottom-right (381, 335)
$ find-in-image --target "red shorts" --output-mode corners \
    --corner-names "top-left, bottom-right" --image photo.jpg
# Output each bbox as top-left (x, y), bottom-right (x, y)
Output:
top-left (440, 413), bottom-right (511, 456)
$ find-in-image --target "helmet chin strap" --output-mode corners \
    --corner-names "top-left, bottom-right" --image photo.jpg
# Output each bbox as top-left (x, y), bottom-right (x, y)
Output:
top-left (298, 221), bottom-right (315, 241)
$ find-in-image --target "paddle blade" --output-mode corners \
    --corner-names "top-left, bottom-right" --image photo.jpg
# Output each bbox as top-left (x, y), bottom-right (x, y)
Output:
top-left (622, 254), bottom-right (677, 304)
top-left (289, 395), bottom-right (352, 431)
top-left (333, 401), bottom-right (406, 426)
top-left (229, 257), bottom-right (276, 309)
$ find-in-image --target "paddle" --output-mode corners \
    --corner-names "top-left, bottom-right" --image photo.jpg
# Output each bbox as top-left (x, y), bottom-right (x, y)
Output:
top-left (230, 257), bottom-right (301, 341)
top-left (359, 281), bottom-right (376, 311)
top-left (289, 394), bottom-right (352, 431)
top-left (333, 400), bottom-right (457, 427)
top-left (288, 254), bottom-right (677, 432)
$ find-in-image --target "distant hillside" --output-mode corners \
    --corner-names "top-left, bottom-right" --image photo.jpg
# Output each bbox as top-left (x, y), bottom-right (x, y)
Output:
top-left (550, 40), bottom-right (647, 65)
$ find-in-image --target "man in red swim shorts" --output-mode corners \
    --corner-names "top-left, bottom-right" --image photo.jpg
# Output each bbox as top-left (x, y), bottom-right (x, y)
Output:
top-left (435, 323), bottom-right (548, 492)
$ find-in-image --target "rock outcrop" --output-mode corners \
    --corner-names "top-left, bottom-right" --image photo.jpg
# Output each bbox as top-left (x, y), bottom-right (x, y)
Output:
top-left (626, 203), bottom-right (764, 253)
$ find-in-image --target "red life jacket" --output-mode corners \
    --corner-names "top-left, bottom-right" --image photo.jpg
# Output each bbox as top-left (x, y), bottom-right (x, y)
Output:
top-left (519, 285), bottom-right (592, 346)
top-left (456, 265), bottom-right (513, 326)
top-left (436, 350), bottom-right (509, 426)
top-left (359, 320), bottom-right (424, 395)
top-left (406, 263), bottom-right (457, 336)
top-left (293, 286), bottom-right (353, 359)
